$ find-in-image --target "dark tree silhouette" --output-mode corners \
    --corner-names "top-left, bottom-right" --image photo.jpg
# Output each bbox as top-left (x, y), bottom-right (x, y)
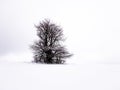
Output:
top-left (31, 19), bottom-right (72, 64)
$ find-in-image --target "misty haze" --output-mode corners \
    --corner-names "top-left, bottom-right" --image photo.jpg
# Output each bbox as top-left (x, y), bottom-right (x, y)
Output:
top-left (0, 0), bottom-right (120, 90)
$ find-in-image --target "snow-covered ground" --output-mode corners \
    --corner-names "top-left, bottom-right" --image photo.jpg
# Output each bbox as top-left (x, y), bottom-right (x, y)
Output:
top-left (0, 61), bottom-right (120, 90)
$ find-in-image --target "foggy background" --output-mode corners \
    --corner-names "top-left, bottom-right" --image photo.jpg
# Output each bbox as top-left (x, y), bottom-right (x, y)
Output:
top-left (0, 0), bottom-right (120, 64)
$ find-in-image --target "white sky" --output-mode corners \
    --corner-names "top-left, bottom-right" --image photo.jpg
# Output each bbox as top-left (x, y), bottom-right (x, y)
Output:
top-left (0, 0), bottom-right (120, 64)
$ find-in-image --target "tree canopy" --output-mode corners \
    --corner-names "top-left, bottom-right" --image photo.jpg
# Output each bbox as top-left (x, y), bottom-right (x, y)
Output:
top-left (31, 19), bottom-right (72, 64)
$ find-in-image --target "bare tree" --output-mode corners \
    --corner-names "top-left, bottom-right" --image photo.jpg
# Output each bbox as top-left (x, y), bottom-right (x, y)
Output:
top-left (31, 19), bottom-right (72, 64)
